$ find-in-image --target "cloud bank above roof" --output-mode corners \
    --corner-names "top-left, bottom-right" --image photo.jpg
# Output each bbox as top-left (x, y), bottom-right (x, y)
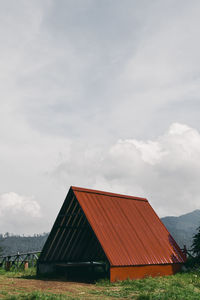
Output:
top-left (53, 123), bottom-right (200, 217)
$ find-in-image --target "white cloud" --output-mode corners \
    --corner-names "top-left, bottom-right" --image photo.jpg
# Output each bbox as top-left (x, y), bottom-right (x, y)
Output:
top-left (120, 139), bottom-right (167, 165)
top-left (0, 193), bottom-right (42, 234)
top-left (53, 123), bottom-right (200, 217)
top-left (0, 192), bottom-right (41, 217)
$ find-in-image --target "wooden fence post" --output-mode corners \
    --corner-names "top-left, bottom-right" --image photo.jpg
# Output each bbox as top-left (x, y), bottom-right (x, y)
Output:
top-left (24, 261), bottom-right (29, 270)
top-left (5, 261), bottom-right (11, 271)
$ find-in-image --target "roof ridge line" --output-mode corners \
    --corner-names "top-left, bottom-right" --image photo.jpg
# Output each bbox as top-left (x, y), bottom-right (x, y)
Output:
top-left (71, 186), bottom-right (148, 202)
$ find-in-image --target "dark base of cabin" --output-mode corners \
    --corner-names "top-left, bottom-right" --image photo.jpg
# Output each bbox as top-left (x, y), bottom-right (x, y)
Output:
top-left (37, 262), bottom-right (109, 282)
top-left (37, 262), bottom-right (55, 276)
top-left (37, 262), bottom-right (183, 283)
top-left (110, 263), bottom-right (183, 282)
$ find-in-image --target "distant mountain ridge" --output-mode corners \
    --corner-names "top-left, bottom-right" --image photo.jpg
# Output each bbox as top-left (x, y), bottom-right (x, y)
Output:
top-left (161, 209), bottom-right (200, 249)
top-left (0, 210), bottom-right (200, 255)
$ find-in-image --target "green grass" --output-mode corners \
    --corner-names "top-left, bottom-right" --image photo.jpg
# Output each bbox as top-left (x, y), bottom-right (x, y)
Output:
top-left (0, 267), bottom-right (36, 278)
top-left (1, 266), bottom-right (200, 299)
top-left (3, 291), bottom-right (78, 300)
top-left (95, 270), bottom-right (200, 299)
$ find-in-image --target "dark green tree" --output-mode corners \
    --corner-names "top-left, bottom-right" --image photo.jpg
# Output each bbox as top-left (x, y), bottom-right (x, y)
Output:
top-left (192, 226), bottom-right (200, 258)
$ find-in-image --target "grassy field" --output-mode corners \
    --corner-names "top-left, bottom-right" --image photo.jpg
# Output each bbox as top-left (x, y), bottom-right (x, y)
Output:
top-left (0, 267), bottom-right (200, 299)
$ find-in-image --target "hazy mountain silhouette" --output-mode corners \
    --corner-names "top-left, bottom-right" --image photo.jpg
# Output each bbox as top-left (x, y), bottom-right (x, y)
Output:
top-left (161, 209), bottom-right (200, 249)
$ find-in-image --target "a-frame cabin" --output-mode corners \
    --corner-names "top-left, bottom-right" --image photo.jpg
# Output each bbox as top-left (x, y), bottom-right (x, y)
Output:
top-left (37, 186), bottom-right (186, 282)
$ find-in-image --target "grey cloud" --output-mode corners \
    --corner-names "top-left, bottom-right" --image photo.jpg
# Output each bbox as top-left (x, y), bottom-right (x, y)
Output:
top-left (5, 0), bottom-right (200, 142)
top-left (1, 1), bottom-right (200, 234)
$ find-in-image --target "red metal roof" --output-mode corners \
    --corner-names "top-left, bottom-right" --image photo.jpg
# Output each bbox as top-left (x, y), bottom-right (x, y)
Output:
top-left (72, 186), bottom-right (186, 267)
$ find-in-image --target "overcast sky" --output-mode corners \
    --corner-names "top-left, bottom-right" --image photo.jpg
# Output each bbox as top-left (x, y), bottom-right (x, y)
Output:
top-left (1, 0), bottom-right (200, 235)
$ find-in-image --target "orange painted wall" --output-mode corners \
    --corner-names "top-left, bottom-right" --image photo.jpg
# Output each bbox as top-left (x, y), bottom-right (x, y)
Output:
top-left (110, 264), bottom-right (182, 282)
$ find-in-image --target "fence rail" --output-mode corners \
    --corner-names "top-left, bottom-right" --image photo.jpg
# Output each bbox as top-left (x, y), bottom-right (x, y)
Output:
top-left (0, 251), bottom-right (41, 271)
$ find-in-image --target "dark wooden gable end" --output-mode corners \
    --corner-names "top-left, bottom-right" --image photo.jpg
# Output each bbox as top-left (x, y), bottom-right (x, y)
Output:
top-left (39, 188), bottom-right (107, 264)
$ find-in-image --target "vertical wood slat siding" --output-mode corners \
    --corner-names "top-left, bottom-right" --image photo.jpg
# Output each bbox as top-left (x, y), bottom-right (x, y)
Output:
top-left (39, 188), bottom-right (107, 264)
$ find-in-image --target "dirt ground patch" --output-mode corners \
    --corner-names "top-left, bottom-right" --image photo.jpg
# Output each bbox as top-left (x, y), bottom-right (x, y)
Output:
top-left (0, 275), bottom-right (119, 299)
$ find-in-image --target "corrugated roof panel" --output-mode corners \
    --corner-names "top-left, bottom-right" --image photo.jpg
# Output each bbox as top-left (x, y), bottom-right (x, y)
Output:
top-left (72, 186), bottom-right (186, 267)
